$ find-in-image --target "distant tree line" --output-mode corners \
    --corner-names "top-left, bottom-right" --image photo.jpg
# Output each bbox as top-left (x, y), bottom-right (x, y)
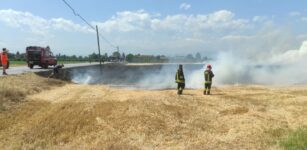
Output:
top-left (7, 51), bottom-right (26, 61)
top-left (6, 51), bottom-right (126, 62)
top-left (6, 51), bottom-right (211, 63)
top-left (169, 52), bottom-right (211, 63)
top-left (125, 54), bottom-right (168, 63)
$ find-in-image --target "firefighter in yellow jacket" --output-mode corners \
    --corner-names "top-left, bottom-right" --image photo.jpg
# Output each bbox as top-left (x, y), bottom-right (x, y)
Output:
top-left (204, 64), bottom-right (214, 95)
top-left (175, 64), bottom-right (185, 95)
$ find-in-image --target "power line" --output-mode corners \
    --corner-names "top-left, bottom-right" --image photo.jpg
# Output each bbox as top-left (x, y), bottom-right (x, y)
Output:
top-left (61, 0), bottom-right (117, 48)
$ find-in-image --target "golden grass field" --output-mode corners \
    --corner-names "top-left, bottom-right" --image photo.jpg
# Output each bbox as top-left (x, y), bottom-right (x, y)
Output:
top-left (0, 73), bottom-right (307, 149)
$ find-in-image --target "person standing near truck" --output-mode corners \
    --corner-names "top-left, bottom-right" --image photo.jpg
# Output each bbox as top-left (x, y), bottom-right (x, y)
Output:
top-left (204, 64), bottom-right (214, 95)
top-left (48, 64), bottom-right (64, 79)
top-left (175, 64), bottom-right (185, 95)
top-left (1, 48), bottom-right (9, 75)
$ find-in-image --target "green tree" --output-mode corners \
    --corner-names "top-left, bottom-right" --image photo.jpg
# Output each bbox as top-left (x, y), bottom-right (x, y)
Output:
top-left (15, 51), bottom-right (20, 60)
top-left (89, 53), bottom-right (99, 61)
top-left (203, 56), bottom-right (208, 61)
top-left (112, 51), bottom-right (121, 59)
top-left (78, 56), bottom-right (83, 61)
top-left (186, 54), bottom-right (194, 60)
top-left (71, 55), bottom-right (77, 61)
top-left (126, 53), bottom-right (134, 62)
top-left (195, 52), bottom-right (201, 61)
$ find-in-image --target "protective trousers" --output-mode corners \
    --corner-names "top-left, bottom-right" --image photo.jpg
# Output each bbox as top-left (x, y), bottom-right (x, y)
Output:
top-left (204, 83), bottom-right (212, 95)
top-left (177, 83), bottom-right (185, 95)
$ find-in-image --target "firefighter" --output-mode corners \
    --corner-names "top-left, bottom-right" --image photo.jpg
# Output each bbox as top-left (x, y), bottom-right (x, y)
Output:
top-left (48, 64), bottom-right (64, 79)
top-left (175, 64), bottom-right (185, 95)
top-left (1, 48), bottom-right (9, 75)
top-left (204, 64), bottom-right (214, 95)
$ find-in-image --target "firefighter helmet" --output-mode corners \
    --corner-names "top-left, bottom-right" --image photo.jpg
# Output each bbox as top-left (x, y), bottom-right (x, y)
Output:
top-left (179, 64), bottom-right (183, 69)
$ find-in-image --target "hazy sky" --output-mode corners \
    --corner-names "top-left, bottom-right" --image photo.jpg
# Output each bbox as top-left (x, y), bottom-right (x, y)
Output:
top-left (1, 0), bottom-right (307, 56)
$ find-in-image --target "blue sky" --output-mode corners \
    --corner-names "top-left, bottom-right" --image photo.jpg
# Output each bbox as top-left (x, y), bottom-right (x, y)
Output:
top-left (1, 0), bottom-right (307, 58)
top-left (1, 0), bottom-right (306, 20)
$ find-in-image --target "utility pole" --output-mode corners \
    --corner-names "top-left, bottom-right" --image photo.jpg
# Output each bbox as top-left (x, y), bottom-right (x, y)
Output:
top-left (116, 46), bottom-right (119, 62)
top-left (96, 25), bottom-right (102, 65)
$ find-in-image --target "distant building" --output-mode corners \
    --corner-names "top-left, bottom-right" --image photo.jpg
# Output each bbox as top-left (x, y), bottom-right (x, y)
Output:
top-left (127, 55), bottom-right (168, 63)
top-left (133, 55), bottom-right (155, 62)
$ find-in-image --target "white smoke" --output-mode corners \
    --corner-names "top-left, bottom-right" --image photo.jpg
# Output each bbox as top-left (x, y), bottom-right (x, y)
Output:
top-left (186, 68), bottom-right (204, 88)
top-left (142, 40), bottom-right (307, 88)
top-left (136, 64), bottom-right (208, 89)
top-left (70, 41), bottom-right (307, 89)
top-left (270, 41), bottom-right (307, 65)
top-left (71, 69), bottom-right (96, 84)
top-left (136, 67), bottom-right (175, 89)
top-left (72, 74), bottom-right (92, 84)
top-left (207, 40), bottom-right (307, 85)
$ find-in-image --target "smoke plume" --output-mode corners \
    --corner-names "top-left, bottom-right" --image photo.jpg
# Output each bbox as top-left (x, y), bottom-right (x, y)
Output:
top-left (71, 41), bottom-right (307, 89)
top-left (211, 40), bottom-right (307, 85)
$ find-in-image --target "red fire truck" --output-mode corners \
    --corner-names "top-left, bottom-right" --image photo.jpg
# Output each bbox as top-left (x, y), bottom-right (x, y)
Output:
top-left (26, 46), bottom-right (57, 69)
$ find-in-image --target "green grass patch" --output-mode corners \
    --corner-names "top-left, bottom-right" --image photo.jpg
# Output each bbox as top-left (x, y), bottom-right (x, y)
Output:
top-left (57, 60), bottom-right (89, 64)
top-left (9, 60), bottom-right (89, 67)
top-left (10, 60), bottom-right (27, 66)
top-left (263, 127), bottom-right (288, 146)
top-left (280, 126), bottom-right (307, 150)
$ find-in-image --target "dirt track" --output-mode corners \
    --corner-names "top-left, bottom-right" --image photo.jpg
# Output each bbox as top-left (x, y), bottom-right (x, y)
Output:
top-left (1, 75), bottom-right (307, 149)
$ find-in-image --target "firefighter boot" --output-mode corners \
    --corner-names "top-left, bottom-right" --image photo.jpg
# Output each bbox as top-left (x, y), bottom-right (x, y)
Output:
top-left (178, 87), bottom-right (183, 95)
top-left (207, 90), bottom-right (211, 95)
top-left (178, 90), bottom-right (183, 95)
